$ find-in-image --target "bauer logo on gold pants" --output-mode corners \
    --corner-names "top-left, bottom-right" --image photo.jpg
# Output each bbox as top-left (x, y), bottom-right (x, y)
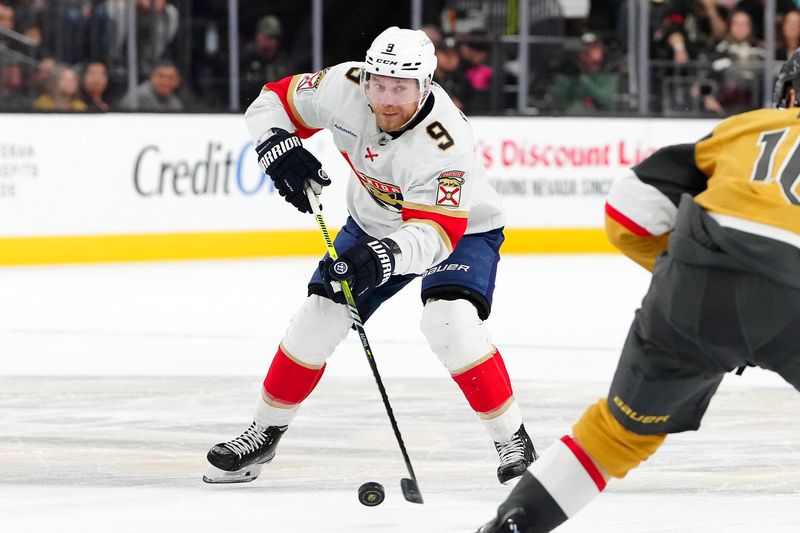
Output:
top-left (613, 396), bottom-right (670, 424)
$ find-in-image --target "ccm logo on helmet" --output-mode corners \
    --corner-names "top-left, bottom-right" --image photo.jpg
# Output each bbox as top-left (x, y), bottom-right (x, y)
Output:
top-left (376, 59), bottom-right (398, 65)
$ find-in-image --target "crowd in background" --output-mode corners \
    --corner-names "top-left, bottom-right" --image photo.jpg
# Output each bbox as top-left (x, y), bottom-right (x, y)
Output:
top-left (0, 0), bottom-right (187, 111)
top-left (0, 0), bottom-right (798, 116)
top-left (649, 0), bottom-right (800, 115)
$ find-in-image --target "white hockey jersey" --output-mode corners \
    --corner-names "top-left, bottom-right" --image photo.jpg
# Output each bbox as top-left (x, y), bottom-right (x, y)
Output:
top-left (245, 61), bottom-right (505, 275)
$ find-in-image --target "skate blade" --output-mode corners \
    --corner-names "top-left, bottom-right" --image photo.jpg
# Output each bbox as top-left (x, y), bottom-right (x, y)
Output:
top-left (202, 463), bottom-right (263, 484)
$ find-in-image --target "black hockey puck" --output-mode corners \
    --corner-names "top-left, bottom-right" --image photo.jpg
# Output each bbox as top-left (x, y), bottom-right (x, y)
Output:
top-left (357, 481), bottom-right (385, 506)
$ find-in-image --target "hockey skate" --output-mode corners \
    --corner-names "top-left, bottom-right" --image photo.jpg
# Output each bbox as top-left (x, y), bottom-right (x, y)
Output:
top-left (495, 424), bottom-right (537, 485)
top-left (475, 507), bottom-right (528, 533)
top-left (203, 422), bottom-right (287, 484)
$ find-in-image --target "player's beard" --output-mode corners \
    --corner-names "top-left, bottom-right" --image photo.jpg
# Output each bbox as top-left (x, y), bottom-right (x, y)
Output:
top-left (374, 103), bottom-right (417, 132)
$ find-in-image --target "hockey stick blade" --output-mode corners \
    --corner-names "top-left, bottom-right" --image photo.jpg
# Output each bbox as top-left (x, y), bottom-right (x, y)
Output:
top-left (401, 478), bottom-right (424, 504)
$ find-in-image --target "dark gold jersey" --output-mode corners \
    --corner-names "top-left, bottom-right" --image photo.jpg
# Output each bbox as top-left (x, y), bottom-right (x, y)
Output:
top-left (695, 107), bottom-right (800, 234)
top-left (605, 108), bottom-right (800, 274)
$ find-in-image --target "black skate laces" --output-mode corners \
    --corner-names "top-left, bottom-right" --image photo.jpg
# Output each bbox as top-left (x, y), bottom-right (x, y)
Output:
top-left (495, 434), bottom-right (526, 466)
top-left (224, 422), bottom-right (269, 458)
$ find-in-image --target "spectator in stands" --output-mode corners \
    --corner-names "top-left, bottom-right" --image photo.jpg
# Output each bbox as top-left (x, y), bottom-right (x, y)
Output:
top-left (86, 1), bottom-right (112, 60)
top-left (0, 1), bottom-right (12, 30)
top-left (434, 35), bottom-right (471, 111)
top-left (658, 0), bottom-right (729, 65)
top-left (80, 60), bottom-right (110, 112)
top-left (30, 55), bottom-right (55, 97)
top-left (21, 22), bottom-right (41, 47)
top-left (0, 62), bottom-right (31, 110)
top-left (109, 0), bottom-right (179, 76)
top-left (12, 1), bottom-right (37, 27)
top-left (776, 9), bottom-right (800, 60)
top-left (11, 0), bottom-right (42, 51)
top-left (459, 30), bottom-right (493, 113)
top-left (526, 0), bottom-right (564, 101)
top-left (118, 59), bottom-right (182, 111)
top-left (59, 1), bottom-right (91, 64)
top-left (551, 33), bottom-right (618, 115)
top-left (702, 9), bottom-right (766, 114)
top-left (239, 15), bottom-right (289, 109)
top-left (33, 64), bottom-right (88, 111)
top-left (137, 0), bottom-right (179, 75)
top-left (589, 0), bottom-right (629, 50)
top-left (0, 1), bottom-right (14, 48)
top-left (735, 0), bottom-right (796, 40)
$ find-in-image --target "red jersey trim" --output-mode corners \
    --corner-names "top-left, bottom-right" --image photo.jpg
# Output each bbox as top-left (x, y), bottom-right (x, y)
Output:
top-left (340, 150), bottom-right (353, 165)
top-left (402, 206), bottom-right (468, 250)
top-left (605, 202), bottom-right (652, 236)
top-left (264, 75), bottom-right (321, 139)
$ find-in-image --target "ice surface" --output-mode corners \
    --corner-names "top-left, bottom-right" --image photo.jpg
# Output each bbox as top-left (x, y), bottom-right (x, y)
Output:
top-left (0, 256), bottom-right (797, 532)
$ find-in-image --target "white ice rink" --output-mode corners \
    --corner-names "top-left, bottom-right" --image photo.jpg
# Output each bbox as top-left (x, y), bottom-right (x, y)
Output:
top-left (1, 255), bottom-right (798, 532)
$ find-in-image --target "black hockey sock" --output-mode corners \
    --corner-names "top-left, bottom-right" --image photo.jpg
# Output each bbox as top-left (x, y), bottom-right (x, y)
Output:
top-left (496, 471), bottom-right (568, 533)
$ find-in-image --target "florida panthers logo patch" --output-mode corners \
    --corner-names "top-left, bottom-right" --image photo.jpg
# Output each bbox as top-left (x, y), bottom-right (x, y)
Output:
top-left (436, 171), bottom-right (465, 207)
top-left (296, 68), bottom-right (329, 92)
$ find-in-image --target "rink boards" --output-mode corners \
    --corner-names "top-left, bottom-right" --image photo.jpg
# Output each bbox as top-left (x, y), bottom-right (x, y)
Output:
top-left (0, 114), bottom-right (717, 264)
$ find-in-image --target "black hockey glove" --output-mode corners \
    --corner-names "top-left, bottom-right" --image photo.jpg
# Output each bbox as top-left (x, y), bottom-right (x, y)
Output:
top-left (320, 237), bottom-right (397, 304)
top-left (256, 128), bottom-right (331, 213)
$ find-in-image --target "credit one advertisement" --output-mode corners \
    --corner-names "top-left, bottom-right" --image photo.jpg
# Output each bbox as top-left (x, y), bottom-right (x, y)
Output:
top-left (0, 114), bottom-right (718, 238)
top-left (0, 114), bottom-right (351, 237)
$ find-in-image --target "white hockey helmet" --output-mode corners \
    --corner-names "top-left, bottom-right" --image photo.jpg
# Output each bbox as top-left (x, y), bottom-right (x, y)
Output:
top-left (361, 26), bottom-right (437, 111)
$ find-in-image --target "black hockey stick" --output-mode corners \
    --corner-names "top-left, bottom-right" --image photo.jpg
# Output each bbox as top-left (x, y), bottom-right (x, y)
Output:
top-left (305, 187), bottom-right (424, 505)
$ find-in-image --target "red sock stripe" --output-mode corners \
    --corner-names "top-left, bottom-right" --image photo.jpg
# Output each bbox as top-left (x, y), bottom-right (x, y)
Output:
top-left (451, 351), bottom-right (513, 414)
top-left (561, 435), bottom-right (606, 491)
top-left (263, 346), bottom-right (326, 405)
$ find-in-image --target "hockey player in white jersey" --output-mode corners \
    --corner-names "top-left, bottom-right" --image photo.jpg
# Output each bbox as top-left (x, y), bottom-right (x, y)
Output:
top-left (204, 27), bottom-right (536, 486)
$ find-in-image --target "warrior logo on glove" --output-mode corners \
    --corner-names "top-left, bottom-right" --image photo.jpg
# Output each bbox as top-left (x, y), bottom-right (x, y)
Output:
top-left (333, 262), bottom-right (349, 276)
top-left (256, 128), bottom-right (331, 213)
top-left (366, 240), bottom-right (393, 286)
top-left (258, 136), bottom-right (302, 169)
top-left (321, 237), bottom-right (396, 303)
